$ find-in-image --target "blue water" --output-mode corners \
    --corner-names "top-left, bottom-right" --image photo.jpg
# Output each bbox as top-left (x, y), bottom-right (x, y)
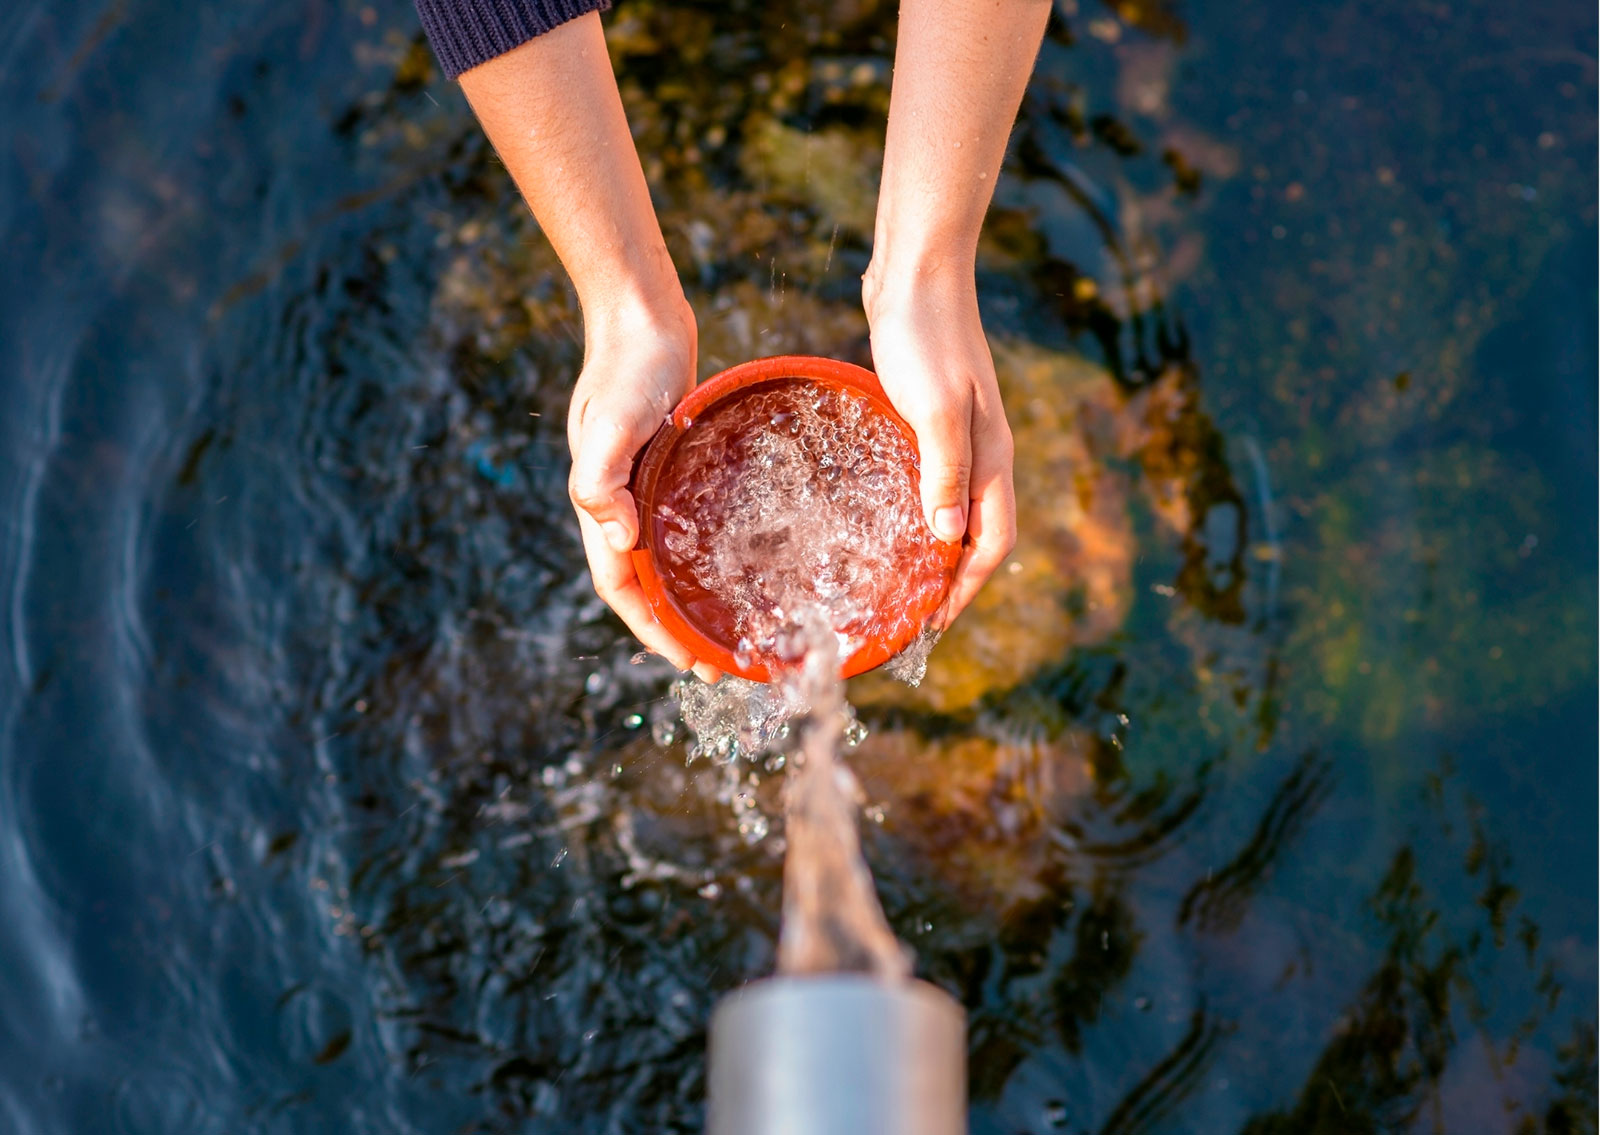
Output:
top-left (0, 1), bottom-right (1594, 1132)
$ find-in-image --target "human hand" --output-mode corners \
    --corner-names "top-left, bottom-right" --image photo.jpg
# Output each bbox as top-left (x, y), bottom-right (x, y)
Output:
top-left (567, 298), bottom-right (721, 681)
top-left (863, 267), bottom-right (1017, 626)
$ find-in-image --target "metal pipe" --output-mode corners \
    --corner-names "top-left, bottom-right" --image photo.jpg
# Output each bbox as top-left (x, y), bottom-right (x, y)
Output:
top-left (706, 976), bottom-right (967, 1135)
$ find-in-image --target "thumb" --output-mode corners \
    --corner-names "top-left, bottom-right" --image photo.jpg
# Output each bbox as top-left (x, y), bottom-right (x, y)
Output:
top-left (569, 415), bottom-right (642, 554)
top-left (905, 402), bottom-right (973, 544)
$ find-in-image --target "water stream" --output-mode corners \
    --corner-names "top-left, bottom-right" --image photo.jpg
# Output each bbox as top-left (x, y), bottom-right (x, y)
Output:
top-left (776, 619), bottom-right (910, 978)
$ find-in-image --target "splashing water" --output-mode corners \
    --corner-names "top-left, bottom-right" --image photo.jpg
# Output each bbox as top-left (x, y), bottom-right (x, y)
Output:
top-left (673, 611), bottom-right (915, 977)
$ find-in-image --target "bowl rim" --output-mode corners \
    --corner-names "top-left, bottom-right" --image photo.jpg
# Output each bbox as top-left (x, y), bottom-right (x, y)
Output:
top-left (627, 354), bottom-right (959, 682)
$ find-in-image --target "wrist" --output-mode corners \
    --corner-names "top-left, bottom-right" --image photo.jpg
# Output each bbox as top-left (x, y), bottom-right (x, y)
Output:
top-left (862, 247), bottom-right (977, 327)
top-left (582, 278), bottom-right (695, 358)
top-left (575, 241), bottom-right (687, 328)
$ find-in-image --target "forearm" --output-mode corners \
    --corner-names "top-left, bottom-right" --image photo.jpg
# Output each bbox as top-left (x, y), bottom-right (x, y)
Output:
top-left (457, 13), bottom-right (683, 335)
top-left (868, 0), bottom-right (1049, 299)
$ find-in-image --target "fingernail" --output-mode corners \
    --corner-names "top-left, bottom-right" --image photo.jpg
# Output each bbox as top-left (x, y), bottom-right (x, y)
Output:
top-left (932, 505), bottom-right (965, 542)
top-left (602, 521), bottom-right (632, 552)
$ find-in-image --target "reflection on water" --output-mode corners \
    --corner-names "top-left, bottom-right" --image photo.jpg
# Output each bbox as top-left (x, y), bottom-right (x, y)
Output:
top-left (0, 0), bottom-right (1594, 1132)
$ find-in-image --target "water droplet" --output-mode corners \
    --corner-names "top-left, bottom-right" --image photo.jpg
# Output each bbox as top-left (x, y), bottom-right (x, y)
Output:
top-left (651, 719), bottom-right (680, 746)
top-left (864, 804), bottom-right (886, 823)
top-left (698, 882), bottom-right (722, 899)
top-left (1134, 995), bottom-right (1152, 1012)
top-left (585, 671), bottom-right (606, 695)
top-left (623, 713), bottom-right (644, 729)
top-left (630, 651), bottom-right (650, 665)
top-left (1042, 1100), bottom-right (1070, 1128)
top-left (551, 848), bottom-right (568, 868)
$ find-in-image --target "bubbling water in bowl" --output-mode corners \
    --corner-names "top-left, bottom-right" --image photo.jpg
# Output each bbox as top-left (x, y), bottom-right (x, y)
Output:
top-left (649, 378), bottom-right (950, 673)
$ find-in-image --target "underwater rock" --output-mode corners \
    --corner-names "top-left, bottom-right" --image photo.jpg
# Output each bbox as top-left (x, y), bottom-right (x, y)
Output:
top-left (850, 725), bottom-right (1095, 915)
top-left (853, 342), bottom-right (1138, 714)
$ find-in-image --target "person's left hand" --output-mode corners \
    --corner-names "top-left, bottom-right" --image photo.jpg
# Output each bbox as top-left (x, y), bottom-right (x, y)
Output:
top-left (863, 269), bottom-right (1017, 626)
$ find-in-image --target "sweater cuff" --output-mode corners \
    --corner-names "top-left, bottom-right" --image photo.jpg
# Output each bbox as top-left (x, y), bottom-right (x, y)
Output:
top-left (415, 0), bottom-right (613, 80)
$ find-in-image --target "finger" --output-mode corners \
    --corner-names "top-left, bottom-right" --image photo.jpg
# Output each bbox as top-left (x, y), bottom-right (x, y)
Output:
top-left (942, 415), bottom-right (1016, 624)
top-left (569, 413), bottom-right (645, 554)
top-left (942, 479), bottom-right (1017, 624)
top-left (692, 661), bottom-right (723, 684)
top-left (901, 393), bottom-right (974, 543)
top-left (576, 511), bottom-right (699, 671)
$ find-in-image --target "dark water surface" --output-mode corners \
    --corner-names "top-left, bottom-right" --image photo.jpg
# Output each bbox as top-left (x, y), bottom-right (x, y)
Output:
top-left (1, 0), bottom-right (1594, 1132)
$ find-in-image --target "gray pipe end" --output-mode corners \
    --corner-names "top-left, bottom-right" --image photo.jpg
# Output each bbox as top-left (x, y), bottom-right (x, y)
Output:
top-left (707, 976), bottom-right (967, 1135)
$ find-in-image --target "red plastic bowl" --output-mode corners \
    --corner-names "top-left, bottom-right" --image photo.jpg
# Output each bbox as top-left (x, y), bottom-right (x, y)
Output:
top-left (629, 355), bottom-right (960, 682)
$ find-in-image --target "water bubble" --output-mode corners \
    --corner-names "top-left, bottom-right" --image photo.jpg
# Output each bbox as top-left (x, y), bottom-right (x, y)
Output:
top-left (651, 719), bottom-right (679, 746)
top-left (648, 381), bottom-right (950, 675)
top-left (584, 671), bottom-right (607, 695)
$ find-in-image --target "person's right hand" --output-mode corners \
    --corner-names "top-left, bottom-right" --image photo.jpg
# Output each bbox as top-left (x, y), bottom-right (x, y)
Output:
top-left (863, 266), bottom-right (1017, 627)
top-left (566, 297), bottom-right (720, 682)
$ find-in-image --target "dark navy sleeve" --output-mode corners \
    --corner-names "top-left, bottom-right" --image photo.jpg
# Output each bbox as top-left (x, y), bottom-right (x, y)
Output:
top-left (414, 0), bottom-right (614, 80)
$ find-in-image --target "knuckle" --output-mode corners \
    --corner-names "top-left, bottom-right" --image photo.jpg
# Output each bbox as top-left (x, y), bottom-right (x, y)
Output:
top-left (589, 573), bottom-right (619, 604)
top-left (568, 471), bottom-right (617, 516)
top-left (993, 425), bottom-right (1016, 465)
top-left (567, 473), bottom-right (599, 512)
top-left (926, 452), bottom-right (973, 486)
top-left (922, 404), bottom-right (970, 440)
